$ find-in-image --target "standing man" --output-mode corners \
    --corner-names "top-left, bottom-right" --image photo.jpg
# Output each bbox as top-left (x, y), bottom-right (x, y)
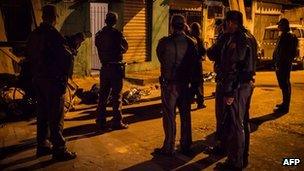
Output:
top-left (206, 19), bottom-right (230, 155)
top-left (27, 5), bottom-right (76, 160)
top-left (273, 18), bottom-right (298, 114)
top-left (154, 14), bottom-right (198, 156)
top-left (214, 11), bottom-right (257, 170)
top-left (190, 22), bottom-right (207, 109)
top-left (95, 12), bottom-right (128, 130)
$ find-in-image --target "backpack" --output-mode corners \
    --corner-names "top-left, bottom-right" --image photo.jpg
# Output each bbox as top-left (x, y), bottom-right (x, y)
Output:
top-left (290, 33), bottom-right (299, 59)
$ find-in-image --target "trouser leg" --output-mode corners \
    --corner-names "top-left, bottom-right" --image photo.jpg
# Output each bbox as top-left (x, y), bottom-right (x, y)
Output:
top-left (282, 72), bottom-right (291, 109)
top-left (97, 68), bottom-right (111, 122)
top-left (243, 103), bottom-right (250, 164)
top-left (111, 75), bottom-right (123, 123)
top-left (243, 84), bottom-right (253, 165)
top-left (226, 83), bottom-right (252, 168)
top-left (215, 84), bottom-right (225, 145)
top-left (191, 81), bottom-right (204, 106)
top-left (196, 82), bottom-right (204, 105)
top-left (49, 83), bottom-right (66, 150)
top-left (177, 86), bottom-right (192, 149)
top-left (276, 70), bottom-right (291, 109)
top-left (161, 83), bottom-right (178, 152)
top-left (200, 80), bottom-right (205, 103)
top-left (35, 81), bottom-right (50, 147)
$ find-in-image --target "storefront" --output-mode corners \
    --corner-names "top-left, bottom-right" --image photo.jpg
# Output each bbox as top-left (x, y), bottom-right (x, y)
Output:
top-left (168, 0), bottom-right (203, 32)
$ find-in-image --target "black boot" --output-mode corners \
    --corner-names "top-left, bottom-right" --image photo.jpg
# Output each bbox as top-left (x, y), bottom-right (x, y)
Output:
top-left (111, 121), bottom-right (128, 130)
top-left (215, 161), bottom-right (242, 171)
top-left (152, 148), bottom-right (175, 157)
top-left (52, 148), bottom-right (77, 161)
top-left (273, 105), bottom-right (289, 114)
top-left (96, 118), bottom-right (107, 130)
top-left (36, 146), bottom-right (52, 157)
top-left (197, 103), bottom-right (206, 109)
top-left (243, 157), bottom-right (248, 168)
top-left (205, 145), bottom-right (227, 155)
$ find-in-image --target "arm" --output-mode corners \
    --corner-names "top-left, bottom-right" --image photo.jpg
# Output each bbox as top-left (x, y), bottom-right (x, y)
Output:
top-left (276, 34), bottom-right (297, 67)
top-left (222, 34), bottom-right (247, 98)
top-left (121, 33), bottom-right (128, 54)
top-left (207, 34), bottom-right (228, 62)
top-left (156, 37), bottom-right (166, 64)
top-left (207, 43), bottom-right (220, 62)
top-left (197, 37), bottom-right (206, 58)
top-left (50, 31), bottom-right (73, 78)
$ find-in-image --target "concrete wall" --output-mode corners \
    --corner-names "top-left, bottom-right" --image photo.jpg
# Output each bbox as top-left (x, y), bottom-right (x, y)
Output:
top-left (202, 6), bottom-right (217, 48)
top-left (109, 1), bottom-right (124, 31)
top-left (282, 7), bottom-right (304, 25)
top-left (57, 2), bottom-right (91, 76)
top-left (38, 1), bottom-right (92, 76)
top-left (0, 8), bottom-right (15, 74)
top-left (37, 0), bottom-right (166, 75)
top-left (253, 2), bottom-right (282, 43)
top-left (34, 0), bottom-right (171, 75)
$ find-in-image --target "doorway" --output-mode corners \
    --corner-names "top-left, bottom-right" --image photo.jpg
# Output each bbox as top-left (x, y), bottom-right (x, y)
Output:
top-left (90, 3), bottom-right (108, 73)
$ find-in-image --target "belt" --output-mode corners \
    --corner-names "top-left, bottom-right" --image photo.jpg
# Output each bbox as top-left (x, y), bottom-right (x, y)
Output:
top-left (101, 62), bottom-right (125, 67)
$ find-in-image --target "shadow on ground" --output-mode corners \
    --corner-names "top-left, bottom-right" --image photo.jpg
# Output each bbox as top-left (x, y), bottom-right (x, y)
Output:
top-left (0, 104), bottom-right (288, 170)
top-left (122, 133), bottom-right (226, 171)
top-left (120, 111), bottom-right (290, 171)
top-left (0, 102), bottom-right (162, 166)
top-left (249, 112), bottom-right (288, 132)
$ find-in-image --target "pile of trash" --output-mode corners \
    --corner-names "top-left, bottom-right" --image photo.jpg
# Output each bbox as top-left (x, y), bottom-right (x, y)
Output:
top-left (0, 75), bottom-right (36, 120)
top-left (203, 72), bottom-right (216, 82)
top-left (0, 90), bottom-right (37, 120)
top-left (77, 84), bottom-right (152, 105)
top-left (122, 87), bottom-right (151, 105)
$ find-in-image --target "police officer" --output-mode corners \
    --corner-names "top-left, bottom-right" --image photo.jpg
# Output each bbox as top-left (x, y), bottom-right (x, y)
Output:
top-left (190, 22), bottom-right (207, 109)
top-left (153, 14), bottom-right (198, 156)
top-left (95, 12), bottom-right (128, 130)
top-left (273, 18), bottom-right (298, 114)
top-left (214, 11), bottom-right (257, 170)
top-left (27, 5), bottom-right (76, 160)
top-left (206, 19), bottom-right (230, 155)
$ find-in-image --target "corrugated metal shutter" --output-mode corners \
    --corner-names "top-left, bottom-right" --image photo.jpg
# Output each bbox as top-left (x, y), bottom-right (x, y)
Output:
top-left (123, 0), bottom-right (147, 63)
top-left (90, 3), bottom-right (108, 71)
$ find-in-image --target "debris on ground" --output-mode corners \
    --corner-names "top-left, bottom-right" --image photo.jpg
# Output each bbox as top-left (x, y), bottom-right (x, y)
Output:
top-left (203, 72), bottom-right (216, 82)
top-left (0, 87), bottom-right (37, 119)
top-left (76, 84), bottom-right (153, 105)
top-left (122, 87), bottom-right (151, 105)
top-left (75, 84), bottom-right (99, 104)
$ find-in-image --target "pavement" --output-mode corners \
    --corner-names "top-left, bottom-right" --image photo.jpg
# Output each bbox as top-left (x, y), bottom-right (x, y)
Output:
top-left (0, 71), bottom-right (304, 171)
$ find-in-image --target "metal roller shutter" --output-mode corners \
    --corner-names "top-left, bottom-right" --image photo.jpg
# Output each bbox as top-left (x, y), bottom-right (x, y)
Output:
top-left (123, 0), bottom-right (147, 63)
top-left (90, 3), bottom-right (108, 71)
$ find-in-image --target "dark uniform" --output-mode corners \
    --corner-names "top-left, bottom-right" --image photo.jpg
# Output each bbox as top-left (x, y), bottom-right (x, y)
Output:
top-left (240, 30), bottom-right (257, 167)
top-left (217, 28), bottom-right (257, 169)
top-left (95, 25), bottom-right (128, 127)
top-left (273, 23), bottom-right (298, 113)
top-left (191, 35), bottom-right (206, 108)
top-left (207, 32), bottom-right (230, 150)
top-left (156, 32), bottom-right (198, 154)
top-left (27, 22), bottom-right (73, 153)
